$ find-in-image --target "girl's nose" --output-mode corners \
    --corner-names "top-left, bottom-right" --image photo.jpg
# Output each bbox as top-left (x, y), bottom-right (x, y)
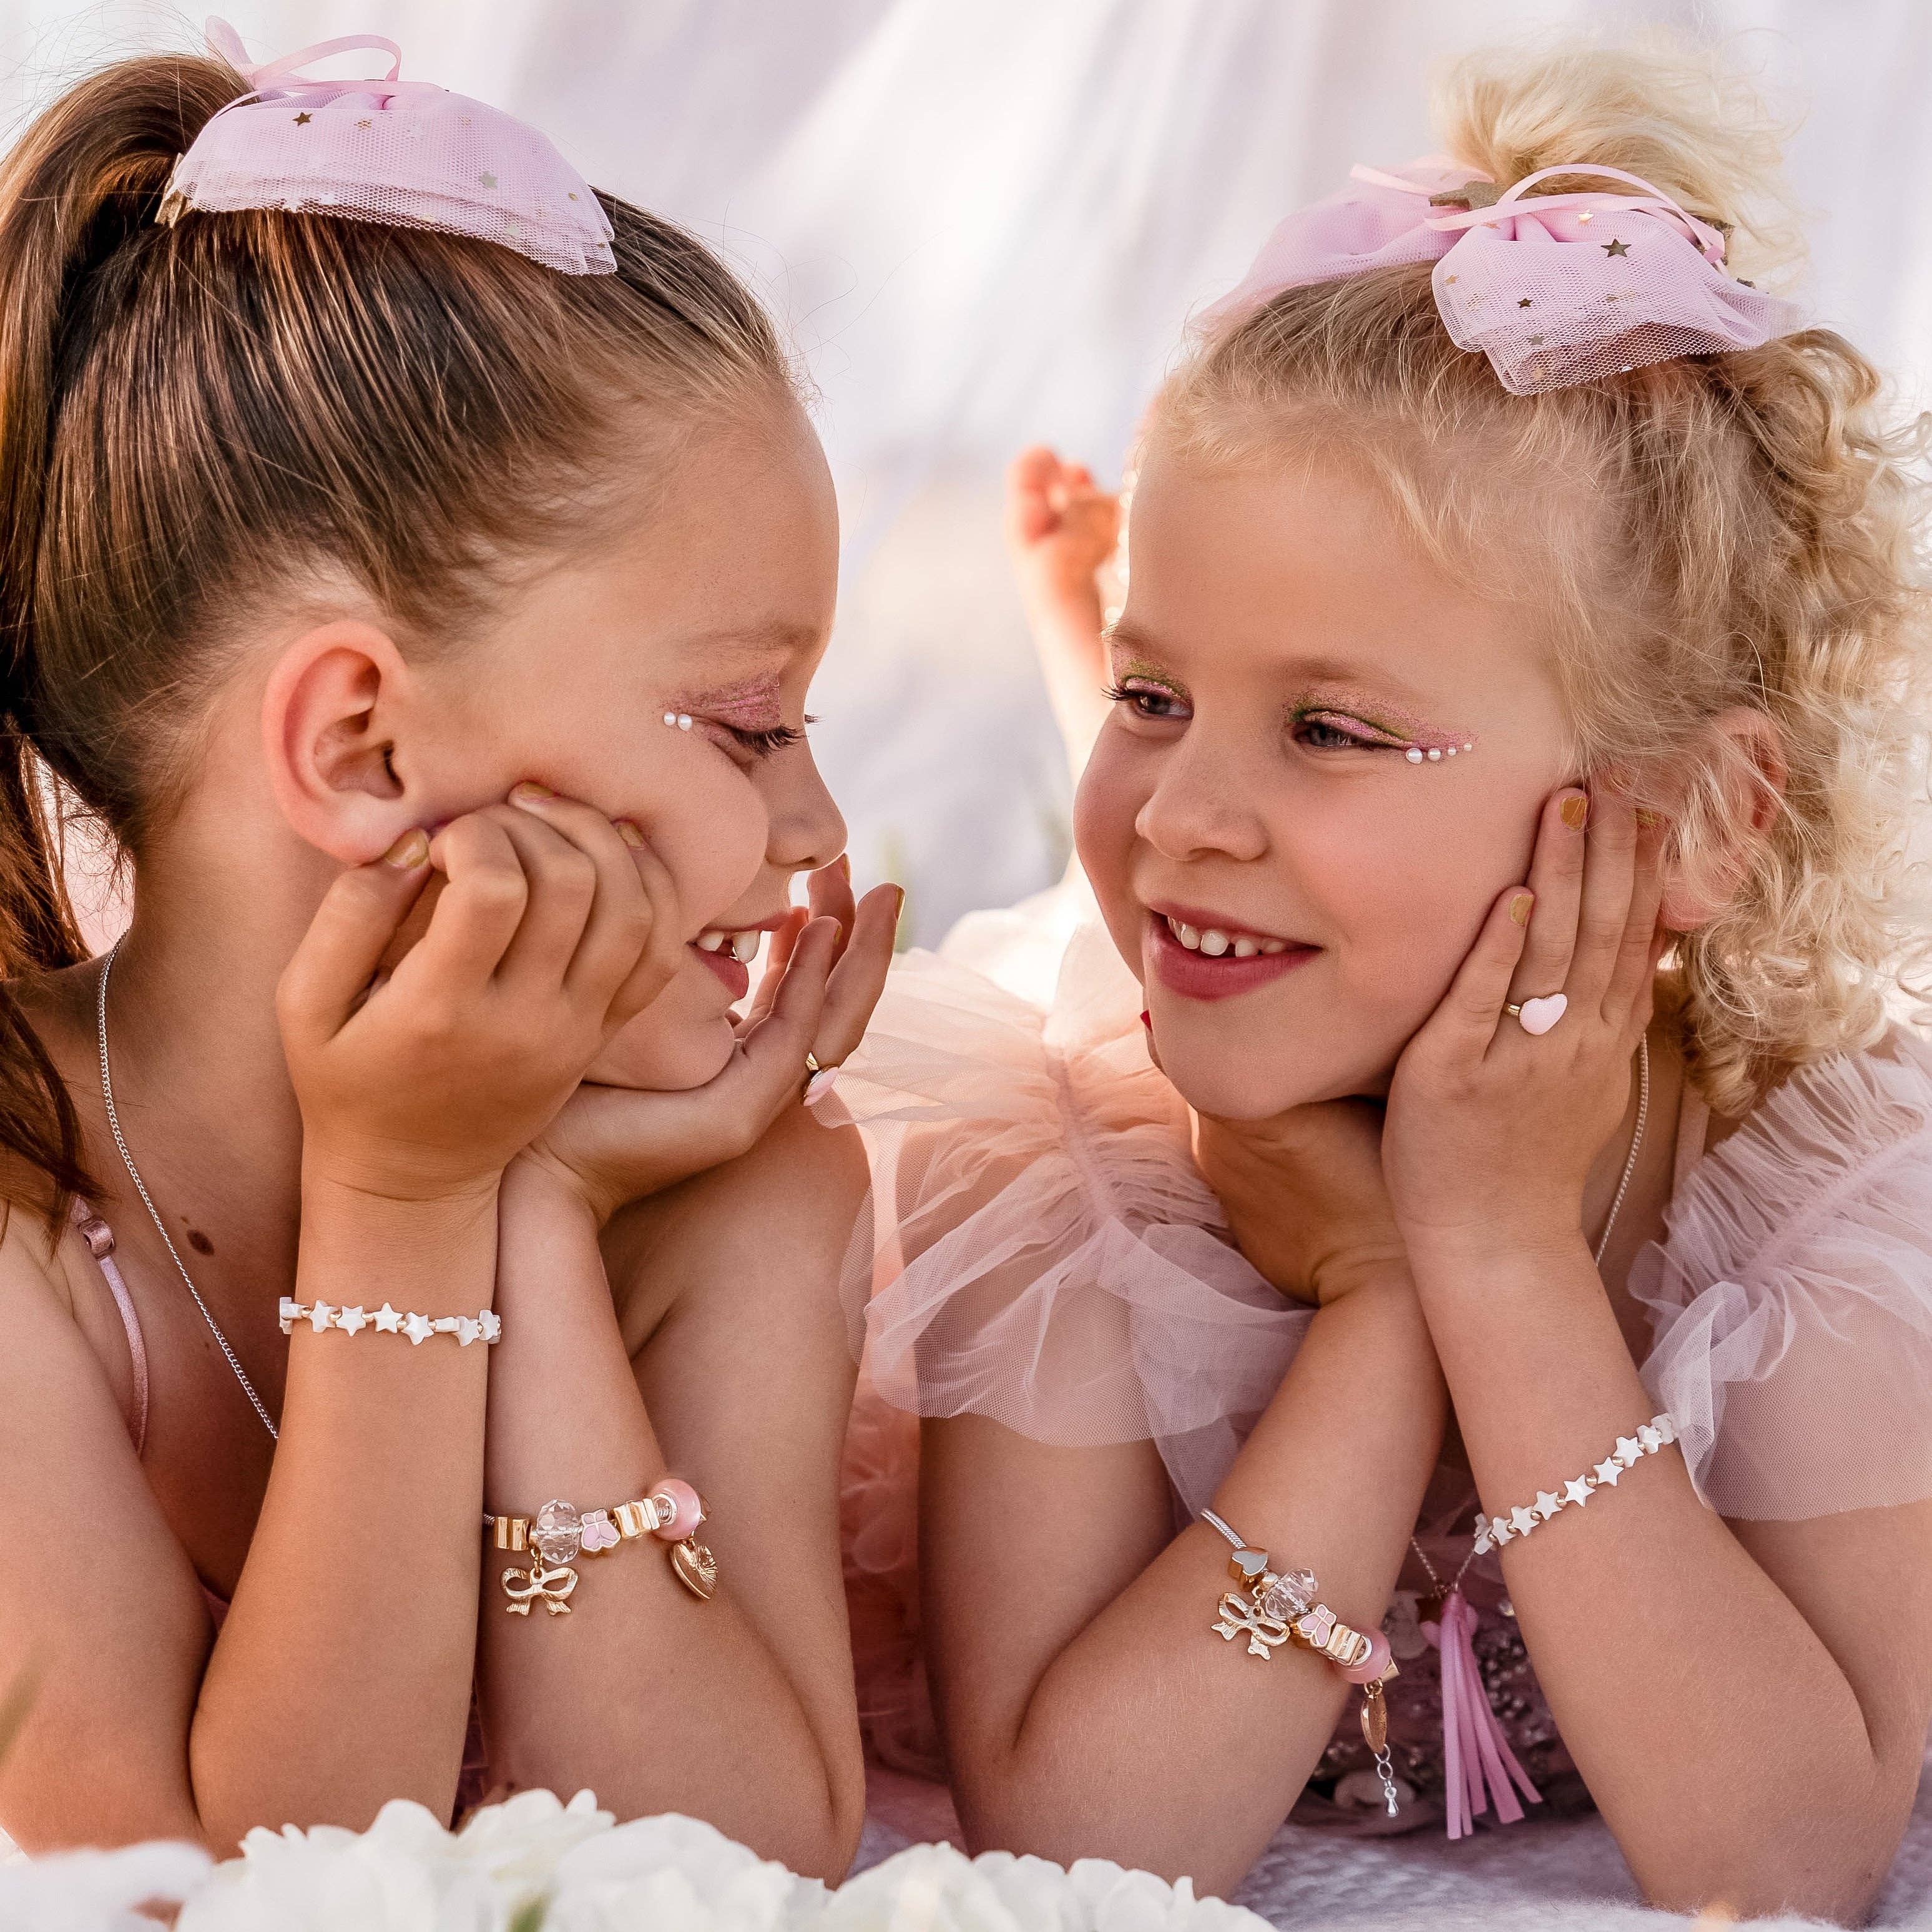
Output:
top-left (766, 753), bottom-right (848, 876)
top-left (1134, 741), bottom-right (1270, 865)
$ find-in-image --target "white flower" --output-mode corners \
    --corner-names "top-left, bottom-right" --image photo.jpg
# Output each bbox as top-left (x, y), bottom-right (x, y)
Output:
top-left (0, 1840), bottom-right (210, 1932)
top-left (544, 1813), bottom-right (821, 1932)
top-left (18, 1792), bottom-right (1273, 1932)
top-left (177, 1787), bottom-right (617, 1931)
top-left (821, 1842), bottom-right (1272, 1932)
top-left (451, 1788), bottom-right (614, 1896)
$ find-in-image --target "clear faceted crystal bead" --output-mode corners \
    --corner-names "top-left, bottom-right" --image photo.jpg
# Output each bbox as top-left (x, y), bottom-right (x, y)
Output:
top-left (1260, 1567), bottom-right (1317, 1621)
top-left (532, 1499), bottom-right (584, 1566)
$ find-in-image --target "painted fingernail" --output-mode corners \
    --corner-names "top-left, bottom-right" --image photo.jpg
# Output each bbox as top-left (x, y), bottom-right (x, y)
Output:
top-left (1139, 1009), bottom-right (1152, 1029)
top-left (837, 853), bottom-right (852, 881)
top-left (1559, 794), bottom-right (1589, 831)
top-left (383, 828), bottom-right (429, 870)
top-left (892, 885), bottom-right (907, 919)
top-left (614, 820), bottom-right (645, 848)
top-left (509, 780), bottom-right (554, 805)
top-left (1509, 892), bottom-right (1534, 926)
top-left (1635, 807), bottom-right (1662, 830)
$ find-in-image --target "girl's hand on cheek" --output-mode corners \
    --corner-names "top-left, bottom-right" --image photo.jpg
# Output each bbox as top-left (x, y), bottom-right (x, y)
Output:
top-left (1194, 1097), bottom-right (1409, 1307)
top-left (521, 858), bottom-right (903, 1225)
top-left (1382, 789), bottom-right (1665, 1265)
top-left (277, 787), bottom-right (670, 1206)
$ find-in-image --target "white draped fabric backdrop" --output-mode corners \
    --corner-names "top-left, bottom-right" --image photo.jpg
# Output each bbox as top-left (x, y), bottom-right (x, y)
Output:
top-left (5, 0), bottom-right (1930, 942)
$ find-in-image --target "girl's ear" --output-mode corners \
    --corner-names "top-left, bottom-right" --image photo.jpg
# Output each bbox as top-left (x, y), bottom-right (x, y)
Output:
top-left (260, 620), bottom-right (421, 863)
top-left (1658, 707), bottom-right (1788, 932)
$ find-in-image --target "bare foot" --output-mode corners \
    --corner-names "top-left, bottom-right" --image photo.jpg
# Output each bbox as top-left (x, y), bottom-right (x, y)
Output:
top-left (1006, 445), bottom-right (1121, 774)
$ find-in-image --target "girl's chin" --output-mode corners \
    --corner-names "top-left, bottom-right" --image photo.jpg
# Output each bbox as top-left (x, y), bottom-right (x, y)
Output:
top-left (584, 1013), bottom-right (738, 1093)
top-left (1149, 1016), bottom-right (1396, 1119)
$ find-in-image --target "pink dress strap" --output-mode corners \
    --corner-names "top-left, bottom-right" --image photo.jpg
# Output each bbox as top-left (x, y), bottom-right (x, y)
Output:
top-left (70, 1199), bottom-right (149, 1460)
top-left (1672, 1075), bottom-right (1710, 1194)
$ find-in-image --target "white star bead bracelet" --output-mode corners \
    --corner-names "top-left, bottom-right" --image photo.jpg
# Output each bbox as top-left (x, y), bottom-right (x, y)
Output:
top-left (278, 1298), bottom-right (502, 1346)
top-left (1473, 1413), bottom-right (1677, 1555)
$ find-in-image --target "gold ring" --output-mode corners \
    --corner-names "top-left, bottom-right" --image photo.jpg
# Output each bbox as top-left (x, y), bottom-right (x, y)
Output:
top-left (804, 1052), bottom-right (823, 1077)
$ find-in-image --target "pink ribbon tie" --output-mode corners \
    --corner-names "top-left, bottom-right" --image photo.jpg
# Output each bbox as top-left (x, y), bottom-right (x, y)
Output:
top-left (1199, 154), bottom-right (1803, 395)
top-left (155, 16), bottom-right (616, 277)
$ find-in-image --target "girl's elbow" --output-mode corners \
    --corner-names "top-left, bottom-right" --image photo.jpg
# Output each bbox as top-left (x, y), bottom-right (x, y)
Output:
top-left (1629, 1816), bottom-right (1901, 1927)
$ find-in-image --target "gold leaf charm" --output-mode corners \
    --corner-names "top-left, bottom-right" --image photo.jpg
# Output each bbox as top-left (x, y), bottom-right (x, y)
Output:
top-left (1361, 1683), bottom-right (1389, 1755)
top-left (670, 1538), bottom-right (717, 1601)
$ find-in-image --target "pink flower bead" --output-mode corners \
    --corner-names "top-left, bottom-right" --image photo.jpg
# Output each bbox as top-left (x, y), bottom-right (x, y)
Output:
top-left (1341, 1624), bottom-right (1393, 1685)
top-left (650, 1478), bottom-right (705, 1542)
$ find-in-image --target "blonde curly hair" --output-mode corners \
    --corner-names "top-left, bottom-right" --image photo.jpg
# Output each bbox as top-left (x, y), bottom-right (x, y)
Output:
top-left (1155, 38), bottom-right (1932, 1117)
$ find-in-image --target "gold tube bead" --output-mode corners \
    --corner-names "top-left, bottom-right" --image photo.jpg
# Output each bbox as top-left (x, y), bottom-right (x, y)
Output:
top-left (493, 1517), bottom-right (527, 1552)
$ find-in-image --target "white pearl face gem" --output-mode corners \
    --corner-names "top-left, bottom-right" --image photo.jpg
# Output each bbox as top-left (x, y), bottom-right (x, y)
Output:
top-left (1405, 747), bottom-right (1424, 763)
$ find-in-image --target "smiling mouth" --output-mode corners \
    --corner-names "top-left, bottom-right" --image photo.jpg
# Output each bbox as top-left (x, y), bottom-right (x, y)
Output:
top-left (1144, 908), bottom-right (1317, 1001)
top-left (689, 925), bottom-right (767, 1000)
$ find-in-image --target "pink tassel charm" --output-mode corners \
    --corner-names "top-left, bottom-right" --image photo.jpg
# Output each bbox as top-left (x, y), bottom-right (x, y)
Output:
top-left (1422, 1590), bottom-right (1542, 1840)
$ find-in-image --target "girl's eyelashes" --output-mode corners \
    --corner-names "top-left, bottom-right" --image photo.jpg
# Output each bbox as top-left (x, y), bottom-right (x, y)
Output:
top-left (713, 711), bottom-right (819, 761)
top-left (721, 719), bottom-right (811, 757)
top-left (1103, 678), bottom-right (1192, 723)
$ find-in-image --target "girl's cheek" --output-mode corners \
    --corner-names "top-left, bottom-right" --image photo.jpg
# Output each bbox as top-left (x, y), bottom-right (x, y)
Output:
top-left (1072, 748), bottom-right (1146, 958)
top-left (636, 766), bottom-right (771, 933)
top-left (1073, 740), bottom-right (1140, 877)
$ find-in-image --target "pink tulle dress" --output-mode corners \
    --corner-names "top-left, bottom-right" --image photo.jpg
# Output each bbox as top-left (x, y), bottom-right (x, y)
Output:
top-left (816, 876), bottom-right (1932, 1835)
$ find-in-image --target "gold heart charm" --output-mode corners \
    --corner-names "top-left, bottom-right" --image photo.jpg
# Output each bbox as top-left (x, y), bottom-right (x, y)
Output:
top-left (669, 1538), bottom-right (717, 1601)
top-left (1227, 1546), bottom-right (1269, 1587)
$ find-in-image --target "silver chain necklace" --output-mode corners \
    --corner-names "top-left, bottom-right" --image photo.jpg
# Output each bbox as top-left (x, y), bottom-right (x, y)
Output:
top-left (1413, 1034), bottom-right (1651, 1597)
top-left (96, 942), bottom-right (278, 1441)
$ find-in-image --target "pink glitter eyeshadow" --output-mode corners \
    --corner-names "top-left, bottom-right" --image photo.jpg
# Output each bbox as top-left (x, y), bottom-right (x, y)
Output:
top-left (671, 672), bottom-right (785, 728)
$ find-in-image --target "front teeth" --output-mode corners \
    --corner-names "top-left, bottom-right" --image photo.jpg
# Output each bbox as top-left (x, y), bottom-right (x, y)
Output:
top-left (697, 929), bottom-right (763, 963)
top-left (1165, 915), bottom-right (1289, 958)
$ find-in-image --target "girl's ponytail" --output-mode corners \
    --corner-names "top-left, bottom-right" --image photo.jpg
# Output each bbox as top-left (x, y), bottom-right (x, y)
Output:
top-left (0, 57), bottom-right (238, 1211)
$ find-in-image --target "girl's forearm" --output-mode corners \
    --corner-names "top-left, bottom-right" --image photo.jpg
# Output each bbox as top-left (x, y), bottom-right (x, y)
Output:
top-left (189, 1180), bottom-right (498, 1847)
top-left (962, 1278), bottom-right (1446, 1892)
top-left (1412, 1232), bottom-right (1898, 1920)
top-left (477, 1164), bottom-right (855, 1879)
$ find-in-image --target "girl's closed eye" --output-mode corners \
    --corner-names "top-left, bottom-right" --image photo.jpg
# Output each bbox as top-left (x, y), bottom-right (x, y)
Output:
top-left (720, 717), bottom-right (813, 758)
top-left (670, 705), bottom-right (816, 762)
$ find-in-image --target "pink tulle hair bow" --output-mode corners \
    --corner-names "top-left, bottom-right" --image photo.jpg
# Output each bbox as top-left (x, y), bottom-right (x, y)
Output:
top-left (157, 17), bottom-right (615, 276)
top-left (1200, 155), bottom-right (1803, 394)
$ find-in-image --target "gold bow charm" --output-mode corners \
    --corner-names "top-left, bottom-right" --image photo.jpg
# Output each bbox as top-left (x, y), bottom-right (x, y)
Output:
top-left (1213, 1589), bottom-right (1291, 1659)
top-left (502, 1557), bottom-right (577, 1616)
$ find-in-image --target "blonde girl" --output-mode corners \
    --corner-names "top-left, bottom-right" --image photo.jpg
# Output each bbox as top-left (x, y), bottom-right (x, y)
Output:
top-left (821, 41), bottom-right (1932, 1920)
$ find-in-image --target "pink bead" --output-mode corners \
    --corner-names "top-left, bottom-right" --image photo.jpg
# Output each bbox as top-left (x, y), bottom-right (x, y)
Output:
top-left (650, 1478), bottom-right (705, 1542)
top-left (1341, 1624), bottom-right (1393, 1685)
